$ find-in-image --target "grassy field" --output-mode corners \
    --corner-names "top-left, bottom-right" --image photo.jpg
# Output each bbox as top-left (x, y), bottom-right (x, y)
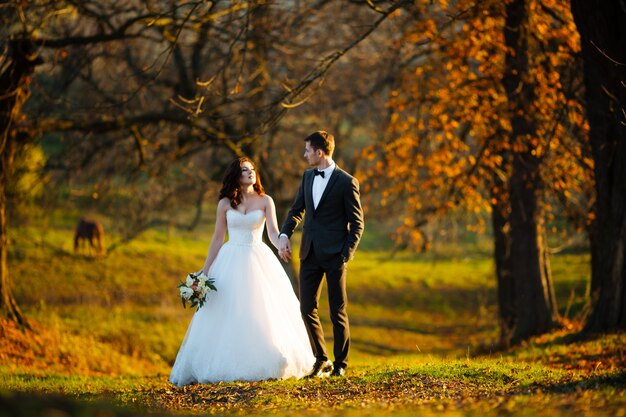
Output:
top-left (0, 216), bottom-right (624, 417)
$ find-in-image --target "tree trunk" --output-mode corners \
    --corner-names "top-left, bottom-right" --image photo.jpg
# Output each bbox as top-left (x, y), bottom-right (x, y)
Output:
top-left (501, 0), bottom-right (559, 345)
top-left (0, 169), bottom-right (27, 326)
top-left (0, 39), bottom-right (41, 327)
top-left (508, 153), bottom-right (559, 343)
top-left (570, 0), bottom-right (626, 332)
top-left (491, 181), bottom-right (514, 347)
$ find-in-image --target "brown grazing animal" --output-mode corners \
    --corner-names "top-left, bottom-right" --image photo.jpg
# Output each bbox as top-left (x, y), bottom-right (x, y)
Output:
top-left (74, 219), bottom-right (105, 256)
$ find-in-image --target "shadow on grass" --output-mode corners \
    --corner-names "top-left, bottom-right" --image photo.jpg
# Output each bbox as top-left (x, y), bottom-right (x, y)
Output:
top-left (349, 338), bottom-right (417, 355)
top-left (9, 236), bottom-right (75, 258)
top-left (350, 284), bottom-right (496, 316)
top-left (521, 331), bottom-right (626, 372)
top-left (351, 319), bottom-right (495, 337)
top-left (531, 371), bottom-right (626, 394)
top-left (0, 391), bottom-right (161, 417)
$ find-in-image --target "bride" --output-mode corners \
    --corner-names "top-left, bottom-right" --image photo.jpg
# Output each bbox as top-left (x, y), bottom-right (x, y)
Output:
top-left (169, 157), bottom-right (315, 386)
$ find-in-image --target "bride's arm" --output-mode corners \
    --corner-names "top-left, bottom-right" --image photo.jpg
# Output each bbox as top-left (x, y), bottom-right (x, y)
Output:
top-left (201, 198), bottom-right (229, 275)
top-left (264, 195), bottom-right (281, 250)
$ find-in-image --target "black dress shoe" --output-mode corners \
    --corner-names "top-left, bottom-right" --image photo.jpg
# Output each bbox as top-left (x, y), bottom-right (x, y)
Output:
top-left (330, 366), bottom-right (346, 377)
top-left (304, 359), bottom-right (333, 378)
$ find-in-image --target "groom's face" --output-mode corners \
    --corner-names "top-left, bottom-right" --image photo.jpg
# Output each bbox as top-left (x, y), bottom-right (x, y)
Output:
top-left (304, 141), bottom-right (322, 166)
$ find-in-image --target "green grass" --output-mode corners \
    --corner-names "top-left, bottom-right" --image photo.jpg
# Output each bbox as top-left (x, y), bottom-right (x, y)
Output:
top-left (1, 218), bottom-right (624, 417)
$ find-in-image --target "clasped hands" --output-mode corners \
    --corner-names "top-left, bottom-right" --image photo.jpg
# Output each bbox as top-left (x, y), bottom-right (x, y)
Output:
top-left (278, 235), bottom-right (292, 262)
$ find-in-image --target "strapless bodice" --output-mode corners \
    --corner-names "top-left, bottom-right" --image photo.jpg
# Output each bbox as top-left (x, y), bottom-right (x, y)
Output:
top-left (226, 209), bottom-right (266, 245)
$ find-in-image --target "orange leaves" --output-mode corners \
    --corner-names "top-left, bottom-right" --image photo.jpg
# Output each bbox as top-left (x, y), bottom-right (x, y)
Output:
top-left (534, 21), bottom-right (551, 40)
top-left (548, 70), bottom-right (561, 87)
top-left (359, 0), bottom-right (591, 250)
top-left (422, 19), bottom-right (438, 40)
top-left (0, 317), bottom-right (164, 377)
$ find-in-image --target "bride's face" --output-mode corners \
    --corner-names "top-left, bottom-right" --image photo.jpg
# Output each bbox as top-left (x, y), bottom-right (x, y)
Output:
top-left (240, 161), bottom-right (257, 186)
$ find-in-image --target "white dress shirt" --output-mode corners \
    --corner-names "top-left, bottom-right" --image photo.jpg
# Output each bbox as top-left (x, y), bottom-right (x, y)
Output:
top-left (278, 162), bottom-right (336, 241)
top-left (312, 161), bottom-right (335, 209)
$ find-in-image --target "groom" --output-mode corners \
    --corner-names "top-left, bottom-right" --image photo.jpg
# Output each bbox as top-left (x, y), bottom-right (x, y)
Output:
top-left (278, 131), bottom-right (364, 378)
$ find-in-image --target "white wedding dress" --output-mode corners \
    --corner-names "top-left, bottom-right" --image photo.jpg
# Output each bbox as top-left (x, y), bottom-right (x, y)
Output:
top-left (169, 209), bottom-right (315, 386)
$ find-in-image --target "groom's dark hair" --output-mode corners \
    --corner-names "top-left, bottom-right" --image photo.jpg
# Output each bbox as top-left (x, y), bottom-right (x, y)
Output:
top-left (305, 131), bottom-right (335, 156)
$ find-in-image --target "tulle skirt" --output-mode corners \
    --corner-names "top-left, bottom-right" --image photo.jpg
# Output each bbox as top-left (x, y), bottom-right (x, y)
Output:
top-left (169, 241), bottom-right (315, 386)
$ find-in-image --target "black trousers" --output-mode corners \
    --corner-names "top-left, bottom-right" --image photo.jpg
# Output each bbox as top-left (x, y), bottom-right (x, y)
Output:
top-left (299, 244), bottom-right (350, 369)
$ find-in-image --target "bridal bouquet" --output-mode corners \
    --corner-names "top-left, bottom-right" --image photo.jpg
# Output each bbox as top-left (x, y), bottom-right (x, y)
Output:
top-left (178, 271), bottom-right (217, 311)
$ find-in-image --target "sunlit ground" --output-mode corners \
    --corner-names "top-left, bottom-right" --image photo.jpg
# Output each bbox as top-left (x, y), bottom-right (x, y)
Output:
top-left (1, 221), bottom-right (624, 416)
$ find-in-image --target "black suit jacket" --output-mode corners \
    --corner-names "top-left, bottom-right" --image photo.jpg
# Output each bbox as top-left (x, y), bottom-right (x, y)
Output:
top-left (281, 166), bottom-right (364, 262)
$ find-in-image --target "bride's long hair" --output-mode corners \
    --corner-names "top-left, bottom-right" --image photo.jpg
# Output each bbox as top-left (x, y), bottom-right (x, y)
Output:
top-left (219, 157), bottom-right (265, 208)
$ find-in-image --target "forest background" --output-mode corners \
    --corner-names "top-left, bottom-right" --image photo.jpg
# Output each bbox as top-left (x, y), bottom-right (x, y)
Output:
top-left (0, 1), bottom-right (624, 416)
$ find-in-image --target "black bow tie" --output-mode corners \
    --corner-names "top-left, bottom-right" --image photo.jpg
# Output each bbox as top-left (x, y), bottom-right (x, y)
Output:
top-left (314, 169), bottom-right (325, 178)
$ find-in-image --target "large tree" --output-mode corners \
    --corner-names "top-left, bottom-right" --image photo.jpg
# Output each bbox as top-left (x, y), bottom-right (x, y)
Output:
top-left (0, 38), bottom-right (42, 326)
top-left (1, 0), bottom-right (403, 324)
top-left (501, 0), bottom-right (559, 344)
top-left (360, 0), bottom-right (589, 345)
top-left (570, 0), bottom-right (626, 332)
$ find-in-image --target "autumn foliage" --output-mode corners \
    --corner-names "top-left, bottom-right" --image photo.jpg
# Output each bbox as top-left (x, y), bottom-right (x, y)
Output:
top-left (359, 0), bottom-right (593, 345)
top-left (362, 0), bottom-right (590, 245)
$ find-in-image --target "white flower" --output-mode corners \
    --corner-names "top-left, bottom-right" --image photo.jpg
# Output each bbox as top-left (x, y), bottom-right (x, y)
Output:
top-left (199, 286), bottom-right (210, 298)
top-left (185, 274), bottom-right (195, 287)
top-left (180, 286), bottom-right (194, 300)
top-left (178, 270), bottom-right (216, 310)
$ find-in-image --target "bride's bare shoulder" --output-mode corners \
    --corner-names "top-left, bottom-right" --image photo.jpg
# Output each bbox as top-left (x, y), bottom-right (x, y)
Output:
top-left (262, 194), bottom-right (276, 207)
top-left (257, 195), bottom-right (275, 214)
top-left (217, 198), bottom-right (232, 210)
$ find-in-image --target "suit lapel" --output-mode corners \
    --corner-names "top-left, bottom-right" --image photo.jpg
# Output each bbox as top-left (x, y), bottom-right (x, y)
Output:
top-left (305, 170), bottom-right (315, 212)
top-left (315, 167), bottom-right (340, 212)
